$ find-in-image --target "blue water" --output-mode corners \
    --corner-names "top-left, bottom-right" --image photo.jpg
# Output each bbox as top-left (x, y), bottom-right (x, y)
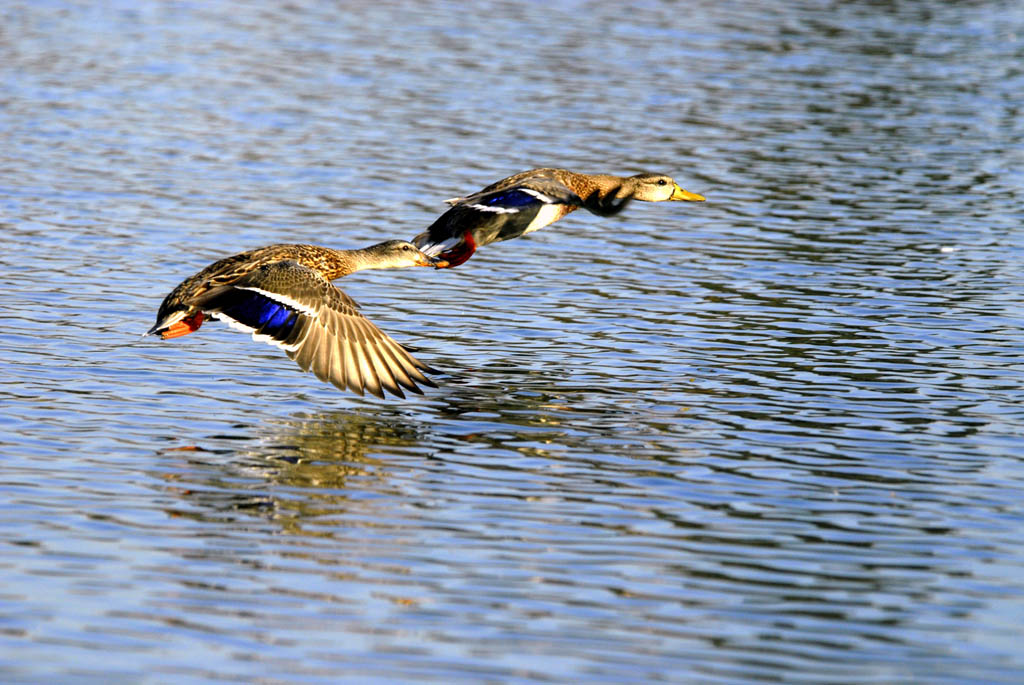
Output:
top-left (3, 1), bottom-right (1024, 682)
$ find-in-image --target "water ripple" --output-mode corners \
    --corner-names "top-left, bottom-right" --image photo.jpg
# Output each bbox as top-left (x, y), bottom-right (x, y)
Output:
top-left (3, 0), bottom-right (1024, 682)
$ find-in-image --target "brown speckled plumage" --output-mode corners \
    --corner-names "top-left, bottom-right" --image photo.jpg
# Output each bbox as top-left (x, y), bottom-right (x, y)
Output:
top-left (147, 240), bottom-right (439, 399)
top-left (155, 244), bottom-right (373, 320)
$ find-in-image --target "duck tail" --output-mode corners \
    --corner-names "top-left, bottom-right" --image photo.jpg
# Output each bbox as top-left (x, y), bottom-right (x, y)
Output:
top-left (412, 208), bottom-right (479, 268)
top-left (144, 310), bottom-right (205, 339)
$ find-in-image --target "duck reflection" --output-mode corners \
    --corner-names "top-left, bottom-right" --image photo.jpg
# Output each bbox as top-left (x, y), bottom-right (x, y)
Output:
top-left (153, 367), bottom-right (660, 533)
top-left (255, 409), bottom-right (424, 469)
top-left (154, 409), bottom-right (428, 531)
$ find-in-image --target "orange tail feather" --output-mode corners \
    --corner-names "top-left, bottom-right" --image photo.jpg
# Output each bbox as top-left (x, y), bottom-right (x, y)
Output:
top-left (160, 312), bottom-right (204, 339)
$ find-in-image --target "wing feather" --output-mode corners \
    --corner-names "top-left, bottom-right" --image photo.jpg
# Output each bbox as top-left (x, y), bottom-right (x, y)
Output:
top-left (192, 260), bottom-right (436, 398)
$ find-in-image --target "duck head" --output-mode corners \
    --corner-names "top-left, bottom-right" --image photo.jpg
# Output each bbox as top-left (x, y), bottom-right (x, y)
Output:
top-left (627, 173), bottom-right (706, 203)
top-left (362, 240), bottom-right (447, 269)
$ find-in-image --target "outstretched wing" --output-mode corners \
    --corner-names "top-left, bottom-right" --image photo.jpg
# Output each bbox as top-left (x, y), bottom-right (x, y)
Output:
top-left (193, 261), bottom-right (436, 399)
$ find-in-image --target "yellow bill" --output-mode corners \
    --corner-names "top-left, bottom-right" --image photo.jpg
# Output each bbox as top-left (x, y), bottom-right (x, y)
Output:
top-left (671, 184), bottom-right (705, 202)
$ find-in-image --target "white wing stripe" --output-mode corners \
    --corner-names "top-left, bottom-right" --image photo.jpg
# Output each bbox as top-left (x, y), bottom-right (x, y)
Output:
top-left (468, 203), bottom-right (519, 214)
top-left (520, 188), bottom-right (556, 203)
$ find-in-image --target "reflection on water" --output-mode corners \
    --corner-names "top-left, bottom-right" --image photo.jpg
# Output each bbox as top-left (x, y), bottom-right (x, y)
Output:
top-left (3, 0), bottom-right (1024, 682)
top-left (157, 413), bottom-right (418, 535)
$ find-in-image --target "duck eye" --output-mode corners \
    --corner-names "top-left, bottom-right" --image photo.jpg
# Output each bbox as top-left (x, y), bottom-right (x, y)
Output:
top-left (657, 179), bottom-right (667, 186)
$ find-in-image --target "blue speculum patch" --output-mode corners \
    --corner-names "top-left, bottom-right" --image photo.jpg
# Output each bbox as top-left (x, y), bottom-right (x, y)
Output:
top-left (264, 306), bottom-right (293, 329)
top-left (223, 293), bottom-right (287, 328)
top-left (486, 189), bottom-right (537, 207)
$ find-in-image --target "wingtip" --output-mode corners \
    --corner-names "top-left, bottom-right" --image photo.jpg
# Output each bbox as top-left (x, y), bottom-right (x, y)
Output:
top-left (420, 364), bottom-right (443, 378)
top-left (412, 367), bottom-right (440, 389)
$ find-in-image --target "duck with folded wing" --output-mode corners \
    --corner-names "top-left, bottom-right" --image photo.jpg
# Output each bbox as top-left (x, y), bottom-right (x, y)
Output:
top-left (413, 168), bottom-right (705, 267)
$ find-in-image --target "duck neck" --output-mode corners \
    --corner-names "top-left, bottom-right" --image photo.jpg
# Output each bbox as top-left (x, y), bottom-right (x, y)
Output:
top-left (311, 247), bottom-right (365, 281)
top-left (567, 171), bottom-right (628, 203)
top-left (325, 241), bottom-right (402, 279)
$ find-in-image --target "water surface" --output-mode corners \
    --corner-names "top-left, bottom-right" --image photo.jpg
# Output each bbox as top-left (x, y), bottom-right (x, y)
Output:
top-left (3, 1), bottom-right (1024, 682)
